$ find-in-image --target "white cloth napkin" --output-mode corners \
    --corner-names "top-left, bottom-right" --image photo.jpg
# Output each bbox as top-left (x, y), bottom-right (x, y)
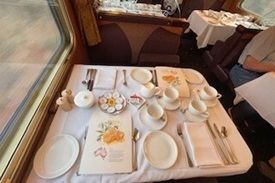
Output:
top-left (93, 68), bottom-right (117, 90)
top-left (183, 122), bottom-right (223, 168)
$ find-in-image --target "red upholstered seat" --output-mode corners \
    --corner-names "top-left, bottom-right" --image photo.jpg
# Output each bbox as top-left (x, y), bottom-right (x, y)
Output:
top-left (137, 27), bottom-right (182, 66)
top-left (88, 23), bottom-right (132, 65)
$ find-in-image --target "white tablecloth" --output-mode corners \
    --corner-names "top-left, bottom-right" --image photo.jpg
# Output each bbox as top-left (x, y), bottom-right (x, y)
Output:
top-left (187, 10), bottom-right (236, 48)
top-left (235, 72), bottom-right (275, 127)
top-left (27, 65), bottom-right (252, 183)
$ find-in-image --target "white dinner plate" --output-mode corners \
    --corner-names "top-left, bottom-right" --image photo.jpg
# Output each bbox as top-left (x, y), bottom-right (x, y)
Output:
top-left (182, 69), bottom-right (204, 84)
top-left (33, 135), bottom-right (79, 179)
top-left (182, 110), bottom-right (207, 122)
top-left (157, 97), bottom-right (181, 111)
top-left (139, 106), bottom-right (167, 130)
top-left (143, 131), bottom-right (178, 169)
top-left (130, 68), bottom-right (152, 84)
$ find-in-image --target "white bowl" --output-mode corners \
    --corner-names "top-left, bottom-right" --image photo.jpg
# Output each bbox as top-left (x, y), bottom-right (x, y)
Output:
top-left (74, 90), bottom-right (95, 108)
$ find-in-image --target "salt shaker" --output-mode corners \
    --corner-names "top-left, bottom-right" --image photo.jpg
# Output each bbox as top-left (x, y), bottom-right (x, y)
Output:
top-left (56, 97), bottom-right (73, 111)
top-left (61, 89), bottom-right (74, 104)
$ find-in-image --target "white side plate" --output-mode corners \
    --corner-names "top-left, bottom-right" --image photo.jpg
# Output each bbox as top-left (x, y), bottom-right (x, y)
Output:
top-left (130, 68), bottom-right (152, 84)
top-left (33, 135), bottom-right (79, 179)
top-left (183, 69), bottom-right (204, 84)
top-left (143, 131), bottom-right (178, 169)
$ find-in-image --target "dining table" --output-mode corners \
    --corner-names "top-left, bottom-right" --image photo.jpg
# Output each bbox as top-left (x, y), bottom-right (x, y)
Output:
top-left (26, 64), bottom-right (253, 183)
top-left (186, 10), bottom-right (267, 49)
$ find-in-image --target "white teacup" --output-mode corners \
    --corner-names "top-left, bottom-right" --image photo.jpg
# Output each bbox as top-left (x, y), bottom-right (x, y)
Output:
top-left (199, 86), bottom-right (222, 101)
top-left (140, 82), bottom-right (161, 98)
top-left (146, 104), bottom-right (164, 121)
top-left (188, 100), bottom-right (208, 118)
top-left (163, 86), bottom-right (179, 103)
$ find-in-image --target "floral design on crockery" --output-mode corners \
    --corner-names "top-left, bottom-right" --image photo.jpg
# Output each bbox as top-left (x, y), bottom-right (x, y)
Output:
top-left (96, 120), bottom-right (125, 145)
top-left (94, 147), bottom-right (107, 160)
top-left (162, 72), bottom-right (181, 86)
top-left (107, 98), bottom-right (116, 107)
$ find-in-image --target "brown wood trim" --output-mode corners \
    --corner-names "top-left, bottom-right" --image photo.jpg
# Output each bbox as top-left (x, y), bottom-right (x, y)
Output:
top-left (98, 20), bottom-right (184, 35)
top-left (96, 11), bottom-right (189, 28)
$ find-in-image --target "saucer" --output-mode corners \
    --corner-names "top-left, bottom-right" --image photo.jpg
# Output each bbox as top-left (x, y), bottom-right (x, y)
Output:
top-left (130, 68), bottom-right (152, 84)
top-left (182, 69), bottom-right (204, 84)
top-left (202, 98), bottom-right (218, 107)
top-left (139, 106), bottom-right (167, 130)
top-left (182, 110), bottom-right (207, 122)
top-left (157, 98), bottom-right (180, 111)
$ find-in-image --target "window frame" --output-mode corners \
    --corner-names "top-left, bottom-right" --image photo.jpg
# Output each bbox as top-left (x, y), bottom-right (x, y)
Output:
top-left (240, 0), bottom-right (275, 25)
top-left (0, 0), bottom-right (75, 181)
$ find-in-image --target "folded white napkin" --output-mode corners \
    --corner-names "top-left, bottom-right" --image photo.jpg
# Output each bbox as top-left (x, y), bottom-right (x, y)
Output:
top-left (183, 122), bottom-right (223, 168)
top-left (93, 69), bottom-right (117, 90)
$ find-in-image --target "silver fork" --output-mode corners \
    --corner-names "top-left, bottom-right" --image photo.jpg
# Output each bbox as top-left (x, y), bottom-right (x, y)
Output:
top-left (76, 126), bottom-right (88, 176)
top-left (177, 123), bottom-right (193, 167)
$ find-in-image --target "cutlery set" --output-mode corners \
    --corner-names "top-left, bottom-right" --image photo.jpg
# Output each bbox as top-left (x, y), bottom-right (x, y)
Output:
top-left (150, 69), bottom-right (158, 86)
top-left (206, 120), bottom-right (238, 165)
top-left (82, 69), bottom-right (97, 91)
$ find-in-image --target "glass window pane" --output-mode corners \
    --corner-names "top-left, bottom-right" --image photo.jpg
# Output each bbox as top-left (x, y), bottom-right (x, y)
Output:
top-left (241, 0), bottom-right (275, 26)
top-left (0, 0), bottom-right (65, 145)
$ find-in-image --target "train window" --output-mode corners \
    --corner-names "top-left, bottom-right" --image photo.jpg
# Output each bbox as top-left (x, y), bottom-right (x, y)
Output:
top-left (241, 0), bottom-right (275, 26)
top-left (0, 0), bottom-right (72, 176)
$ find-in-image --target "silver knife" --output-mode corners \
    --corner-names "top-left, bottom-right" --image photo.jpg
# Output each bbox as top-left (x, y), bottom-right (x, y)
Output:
top-left (153, 70), bottom-right (158, 86)
top-left (205, 120), bottom-right (230, 165)
top-left (149, 70), bottom-right (156, 85)
top-left (89, 69), bottom-right (97, 91)
top-left (87, 69), bottom-right (93, 90)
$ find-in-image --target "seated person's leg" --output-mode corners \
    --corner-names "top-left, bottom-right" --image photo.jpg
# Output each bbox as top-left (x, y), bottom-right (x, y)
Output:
top-left (229, 64), bottom-right (262, 88)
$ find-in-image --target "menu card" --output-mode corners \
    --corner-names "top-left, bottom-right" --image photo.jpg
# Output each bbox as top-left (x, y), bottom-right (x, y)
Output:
top-left (155, 67), bottom-right (190, 97)
top-left (79, 110), bottom-right (133, 174)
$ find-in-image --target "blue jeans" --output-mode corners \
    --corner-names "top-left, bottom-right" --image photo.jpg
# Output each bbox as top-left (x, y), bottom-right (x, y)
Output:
top-left (229, 64), bottom-right (262, 87)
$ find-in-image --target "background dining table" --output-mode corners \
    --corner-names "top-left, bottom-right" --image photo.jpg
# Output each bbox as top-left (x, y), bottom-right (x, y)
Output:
top-left (27, 64), bottom-right (253, 183)
top-left (186, 10), bottom-right (266, 48)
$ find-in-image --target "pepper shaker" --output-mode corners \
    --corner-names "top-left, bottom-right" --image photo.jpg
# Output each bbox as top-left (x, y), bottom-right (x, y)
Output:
top-left (61, 89), bottom-right (74, 104)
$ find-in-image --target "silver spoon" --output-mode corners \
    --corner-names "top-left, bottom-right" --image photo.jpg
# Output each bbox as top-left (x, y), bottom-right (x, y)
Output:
top-left (220, 126), bottom-right (239, 164)
top-left (221, 126), bottom-right (227, 137)
top-left (133, 128), bottom-right (140, 142)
